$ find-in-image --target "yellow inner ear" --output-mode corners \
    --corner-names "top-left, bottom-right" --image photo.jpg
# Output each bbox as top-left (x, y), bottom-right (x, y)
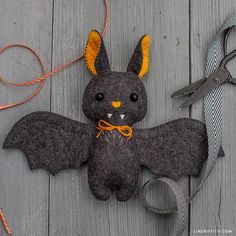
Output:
top-left (138, 35), bottom-right (150, 79)
top-left (85, 31), bottom-right (102, 75)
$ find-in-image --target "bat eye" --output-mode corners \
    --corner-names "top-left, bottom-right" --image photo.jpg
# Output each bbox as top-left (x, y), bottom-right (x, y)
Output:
top-left (95, 93), bottom-right (104, 101)
top-left (130, 93), bottom-right (138, 102)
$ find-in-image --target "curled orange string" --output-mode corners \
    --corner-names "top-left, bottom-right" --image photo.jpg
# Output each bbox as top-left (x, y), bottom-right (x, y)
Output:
top-left (0, 44), bottom-right (46, 110)
top-left (0, 0), bottom-right (109, 110)
top-left (96, 120), bottom-right (133, 140)
top-left (0, 209), bottom-right (12, 235)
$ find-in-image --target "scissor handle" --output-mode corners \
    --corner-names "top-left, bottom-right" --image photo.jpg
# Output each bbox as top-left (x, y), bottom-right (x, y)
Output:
top-left (220, 27), bottom-right (236, 67)
top-left (223, 27), bottom-right (233, 55)
top-left (220, 48), bottom-right (236, 67)
top-left (228, 77), bottom-right (236, 85)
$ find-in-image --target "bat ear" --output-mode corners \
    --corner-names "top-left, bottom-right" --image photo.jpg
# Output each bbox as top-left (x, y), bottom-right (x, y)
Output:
top-left (85, 30), bottom-right (110, 76)
top-left (127, 34), bottom-right (150, 79)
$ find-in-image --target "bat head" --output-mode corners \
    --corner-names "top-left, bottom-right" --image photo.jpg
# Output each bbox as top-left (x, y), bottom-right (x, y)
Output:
top-left (82, 30), bottom-right (150, 126)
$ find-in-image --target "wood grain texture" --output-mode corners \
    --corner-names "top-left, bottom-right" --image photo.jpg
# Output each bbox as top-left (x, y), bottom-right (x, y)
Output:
top-left (49, 1), bottom-right (111, 236)
top-left (0, 0), bottom-right (53, 235)
top-left (110, 1), bottom-right (190, 236)
top-left (0, 0), bottom-right (235, 236)
top-left (190, 1), bottom-right (236, 235)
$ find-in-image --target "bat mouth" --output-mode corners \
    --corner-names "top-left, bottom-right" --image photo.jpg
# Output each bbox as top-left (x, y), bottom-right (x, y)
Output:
top-left (106, 111), bottom-right (126, 120)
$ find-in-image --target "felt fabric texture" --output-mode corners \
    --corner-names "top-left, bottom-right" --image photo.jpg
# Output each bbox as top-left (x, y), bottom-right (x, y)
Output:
top-left (135, 119), bottom-right (208, 180)
top-left (137, 35), bottom-right (150, 78)
top-left (84, 31), bottom-right (101, 75)
top-left (85, 30), bottom-right (110, 76)
top-left (3, 111), bottom-right (96, 174)
top-left (3, 31), bottom-right (223, 202)
top-left (89, 129), bottom-right (138, 201)
top-left (127, 34), bottom-right (150, 78)
top-left (3, 111), bottom-right (214, 201)
top-left (82, 71), bottom-right (148, 126)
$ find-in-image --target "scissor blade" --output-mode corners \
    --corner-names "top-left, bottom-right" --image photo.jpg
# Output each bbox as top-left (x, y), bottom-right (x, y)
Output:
top-left (177, 78), bottom-right (219, 110)
top-left (171, 78), bottom-right (206, 98)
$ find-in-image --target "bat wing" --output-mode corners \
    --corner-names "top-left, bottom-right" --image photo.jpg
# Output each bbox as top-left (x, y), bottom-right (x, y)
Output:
top-left (134, 118), bottom-right (223, 180)
top-left (3, 111), bottom-right (96, 174)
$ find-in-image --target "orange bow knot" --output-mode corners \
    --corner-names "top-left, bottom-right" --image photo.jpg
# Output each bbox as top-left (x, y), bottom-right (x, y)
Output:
top-left (96, 120), bottom-right (133, 140)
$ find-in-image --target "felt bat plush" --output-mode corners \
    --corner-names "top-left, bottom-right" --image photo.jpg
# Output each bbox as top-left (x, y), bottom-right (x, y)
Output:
top-left (3, 31), bottom-right (223, 202)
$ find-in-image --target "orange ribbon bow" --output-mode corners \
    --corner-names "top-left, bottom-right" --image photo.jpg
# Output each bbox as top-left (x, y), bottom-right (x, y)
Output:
top-left (96, 120), bottom-right (133, 140)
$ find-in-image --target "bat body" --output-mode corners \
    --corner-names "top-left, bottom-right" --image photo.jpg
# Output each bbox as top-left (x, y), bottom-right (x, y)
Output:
top-left (3, 31), bottom-right (223, 201)
top-left (3, 111), bottom-right (211, 201)
top-left (89, 128), bottom-right (139, 201)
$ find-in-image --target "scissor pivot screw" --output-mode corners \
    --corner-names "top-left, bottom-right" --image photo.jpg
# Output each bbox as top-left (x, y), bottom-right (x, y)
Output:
top-left (214, 77), bottom-right (221, 83)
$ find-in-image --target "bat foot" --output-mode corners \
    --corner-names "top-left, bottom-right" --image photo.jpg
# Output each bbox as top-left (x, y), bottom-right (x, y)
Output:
top-left (92, 187), bottom-right (111, 201)
top-left (116, 187), bottom-right (135, 202)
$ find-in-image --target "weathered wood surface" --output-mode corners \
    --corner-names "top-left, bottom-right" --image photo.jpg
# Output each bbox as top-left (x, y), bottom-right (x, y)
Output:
top-left (0, 0), bottom-right (53, 235)
top-left (0, 0), bottom-right (235, 235)
top-left (190, 1), bottom-right (236, 235)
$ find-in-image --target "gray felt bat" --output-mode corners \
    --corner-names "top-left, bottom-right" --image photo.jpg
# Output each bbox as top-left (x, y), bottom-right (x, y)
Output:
top-left (3, 31), bottom-right (224, 202)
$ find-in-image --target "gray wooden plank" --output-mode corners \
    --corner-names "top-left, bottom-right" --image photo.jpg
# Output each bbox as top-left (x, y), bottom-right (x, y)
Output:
top-left (49, 0), bottom-right (111, 235)
top-left (0, 0), bottom-right (53, 235)
top-left (109, 1), bottom-right (190, 236)
top-left (50, 0), bottom-right (190, 235)
top-left (190, 1), bottom-right (236, 235)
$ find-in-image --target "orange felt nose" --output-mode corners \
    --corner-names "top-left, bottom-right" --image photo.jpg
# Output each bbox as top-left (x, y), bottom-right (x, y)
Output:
top-left (112, 101), bottom-right (121, 108)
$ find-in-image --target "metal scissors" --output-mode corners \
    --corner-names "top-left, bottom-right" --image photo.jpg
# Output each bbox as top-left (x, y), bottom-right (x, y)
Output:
top-left (171, 27), bottom-right (236, 110)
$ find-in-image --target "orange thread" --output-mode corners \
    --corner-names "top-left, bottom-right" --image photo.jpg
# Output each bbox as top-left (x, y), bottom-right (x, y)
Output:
top-left (0, 44), bottom-right (46, 110)
top-left (96, 120), bottom-right (133, 140)
top-left (0, 0), bottom-right (109, 110)
top-left (0, 209), bottom-right (12, 235)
